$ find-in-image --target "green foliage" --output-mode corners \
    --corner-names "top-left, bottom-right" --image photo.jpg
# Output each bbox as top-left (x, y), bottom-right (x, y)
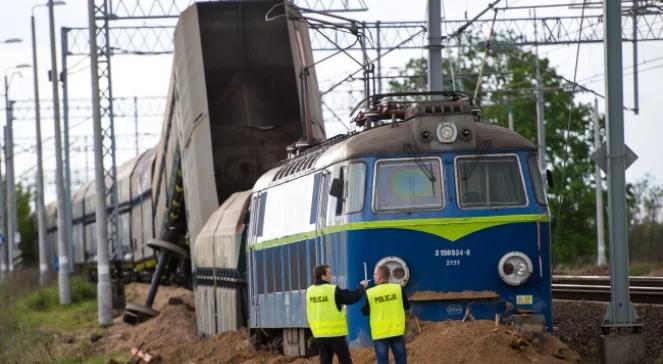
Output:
top-left (629, 262), bottom-right (662, 276)
top-left (388, 58), bottom-right (428, 93)
top-left (0, 270), bottom-right (51, 363)
top-left (628, 174), bottom-right (663, 264)
top-left (0, 273), bottom-right (99, 363)
top-left (24, 285), bottom-right (59, 310)
top-left (71, 275), bottom-right (97, 303)
top-left (16, 183), bottom-right (38, 266)
top-left (389, 33), bottom-right (599, 265)
top-left (21, 276), bottom-right (95, 312)
top-left (16, 276), bottom-right (98, 330)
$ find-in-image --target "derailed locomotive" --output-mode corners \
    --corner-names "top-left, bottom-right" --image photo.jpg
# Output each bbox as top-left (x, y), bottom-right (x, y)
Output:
top-left (46, 0), bottom-right (552, 358)
top-left (194, 91), bottom-right (552, 355)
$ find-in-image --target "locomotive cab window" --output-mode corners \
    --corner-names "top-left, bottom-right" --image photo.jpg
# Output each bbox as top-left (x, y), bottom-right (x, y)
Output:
top-left (345, 162), bottom-right (366, 214)
top-left (455, 155), bottom-right (527, 208)
top-left (373, 157), bottom-right (443, 212)
top-left (331, 162), bottom-right (367, 216)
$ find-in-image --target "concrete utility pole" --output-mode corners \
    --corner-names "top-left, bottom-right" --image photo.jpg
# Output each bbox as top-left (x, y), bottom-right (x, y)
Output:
top-left (0, 131), bottom-right (5, 276)
top-left (507, 103), bottom-right (514, 131)
top-left (31, 5), bottom-right (50, 284)
top-left (600, 1), bottom-right (644, 362)
top-left (5, 99), bottom-right (16, 272)
top-left (61, 27), bottom-right (74, 272)
top-left (593, 99), bottom-right (606, 267)
top-left (631, 0), bottom-right (639, 115)
top-left (533, 10), bottom-right (546, 179)
top-left (427, 0), bottom-right (443, 91)
top-left (48, 0), bottom-right (71, 305)
top-left (0, 38), bottom-right (22, 278)
top-left (376, 21), bottom-right (383, 94)
top-left (4, 65), bottom-right (29, 272)
top-left (85, 135), bottom-right (90, 182)
top-left (87, 0), bottom-right (113, 325)
top-left (134, 96), bottom-right (139, 156)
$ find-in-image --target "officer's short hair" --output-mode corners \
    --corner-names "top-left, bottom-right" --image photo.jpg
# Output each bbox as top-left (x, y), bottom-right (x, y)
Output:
top-left (313, 265), bottom-right (330, 281)
top-left (377, 265), bottom-right (390, 281)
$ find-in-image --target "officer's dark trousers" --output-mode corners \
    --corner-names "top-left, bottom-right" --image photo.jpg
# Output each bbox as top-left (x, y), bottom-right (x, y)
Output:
top-left (373, 335), bottom-right (407, 364)
top-left (315, 336), bottom-right (352, 364)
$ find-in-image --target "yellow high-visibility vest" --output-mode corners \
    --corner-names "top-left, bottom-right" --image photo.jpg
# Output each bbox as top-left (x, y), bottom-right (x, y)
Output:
top-left (366, 283), bottom-right (405, 340)
top-left (306, 284), bottom-right (348, 338)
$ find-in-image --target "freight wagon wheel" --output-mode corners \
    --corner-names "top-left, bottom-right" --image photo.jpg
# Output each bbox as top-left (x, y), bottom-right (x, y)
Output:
top-left (123, 302), bottom-right (159, 325)
top-left (125, 302), bottom-right (159, 317)
top-left (148, 238), bottom-right (189, 259)
top-left (123, 240), bottom-right (183, 325)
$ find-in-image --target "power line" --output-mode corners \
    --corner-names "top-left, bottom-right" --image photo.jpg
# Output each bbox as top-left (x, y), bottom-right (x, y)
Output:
top-left (555, 0), bottom-right (590, 248)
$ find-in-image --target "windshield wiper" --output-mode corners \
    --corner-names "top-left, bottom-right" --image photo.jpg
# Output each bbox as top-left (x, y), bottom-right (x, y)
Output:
top-left (404, 143), bottom-right (436, 182)
top-left (461, 139), bottom-right (492, 182)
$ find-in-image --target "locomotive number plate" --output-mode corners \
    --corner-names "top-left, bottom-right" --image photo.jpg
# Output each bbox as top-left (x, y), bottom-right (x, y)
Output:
top-left (516, 295), bottom-right (533, 305)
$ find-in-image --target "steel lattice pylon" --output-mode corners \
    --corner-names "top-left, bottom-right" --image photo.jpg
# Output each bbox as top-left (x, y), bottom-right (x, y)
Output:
top-left (90, 0), bottom-right (120, 258)
top-left (105, 0), bottom-right (367, 18)
top-left (64, 11), bottom-right (663, 56)
top-left (11, 96), bottom-right (166, 120)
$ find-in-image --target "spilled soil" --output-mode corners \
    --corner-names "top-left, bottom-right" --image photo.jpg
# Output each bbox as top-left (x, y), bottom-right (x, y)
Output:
top-left (90, 283), bottom-right (579, 363)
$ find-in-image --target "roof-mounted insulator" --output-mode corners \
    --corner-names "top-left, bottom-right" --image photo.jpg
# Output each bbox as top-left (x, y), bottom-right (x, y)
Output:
top-left (350, 91), bottom-right (477, 127)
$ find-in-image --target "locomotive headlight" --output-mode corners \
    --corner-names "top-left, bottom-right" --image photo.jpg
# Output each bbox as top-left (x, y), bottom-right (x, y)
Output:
top-left (498, 251), bottom-right (533, 286)
top-left (436, 122), bottom-right (458, 143)
top-left (375, 256), bottom-right (410, 286)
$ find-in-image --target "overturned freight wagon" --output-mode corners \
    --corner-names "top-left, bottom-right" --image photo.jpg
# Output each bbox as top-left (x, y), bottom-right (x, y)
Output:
top-left (127, 0), bottom-right (324, 328)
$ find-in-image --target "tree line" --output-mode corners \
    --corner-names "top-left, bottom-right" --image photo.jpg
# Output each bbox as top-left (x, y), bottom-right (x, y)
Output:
top-left (7, 33), bottom-right (663, 269)
top-left (387, 34), bottom-right (662, 267)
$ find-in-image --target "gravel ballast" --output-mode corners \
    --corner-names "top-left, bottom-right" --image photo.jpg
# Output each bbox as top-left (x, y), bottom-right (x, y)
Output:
top-left (554, 300), bottom-right (663, 363)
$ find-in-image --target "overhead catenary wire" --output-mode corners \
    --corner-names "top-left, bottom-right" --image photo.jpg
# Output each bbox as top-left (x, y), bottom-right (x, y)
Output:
top-left (579, 55), bottom-right (663, 84)
top-left (498, 0), bottom-right (641, 11)
top-left (441, 0), bottom-right (461, 93)
top-left (321, 101), bottom-right (351, 132)
top-left (473, 9), bottom-right (499, 100)
top-left (554, 0), bottom-right (590, 246)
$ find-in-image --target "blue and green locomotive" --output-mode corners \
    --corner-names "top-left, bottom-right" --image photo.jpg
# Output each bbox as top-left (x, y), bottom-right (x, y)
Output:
top-left (234, 92), bottom-right (551, 353)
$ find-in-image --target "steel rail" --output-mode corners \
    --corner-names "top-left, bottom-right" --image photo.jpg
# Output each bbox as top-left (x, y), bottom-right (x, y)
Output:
top-left (552, 275), bottom-right (663, 304)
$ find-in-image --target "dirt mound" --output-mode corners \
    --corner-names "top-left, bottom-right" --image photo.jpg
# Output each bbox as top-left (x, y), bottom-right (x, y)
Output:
top-left (97, 284), bottom-right (579, 363)
top-left (399, 320), bottom-right (578, 364)
top-left (101, 284), bottom-right (198, 357)
top-left (123, 283), bottom-right (192, 311)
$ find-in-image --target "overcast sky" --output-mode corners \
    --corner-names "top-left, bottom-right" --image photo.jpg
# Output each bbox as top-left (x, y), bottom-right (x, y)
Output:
top-left (1, 0), bottom-right (662, 204)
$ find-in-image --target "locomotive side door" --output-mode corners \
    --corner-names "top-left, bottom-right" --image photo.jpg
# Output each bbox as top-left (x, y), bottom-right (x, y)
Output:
top-left (314, 170), bottom-right (330, 264)
top-left (248, 192), bottom-right (265, 326)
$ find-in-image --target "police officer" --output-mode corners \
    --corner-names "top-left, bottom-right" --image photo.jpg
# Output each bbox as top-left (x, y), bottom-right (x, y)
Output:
top-left (306, 264), bottom-right (368, 364)
top-left (361, 265), bottom-right (410, 364)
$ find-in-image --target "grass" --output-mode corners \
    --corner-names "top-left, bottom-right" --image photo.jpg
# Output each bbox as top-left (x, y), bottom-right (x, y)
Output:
top-left (629, 261), bottom-right (663, 276)
top-left (16, 277), bottom-right (98, 331)
top-left (56, 351), bottom-right (132, 364)
top-left (0, 270), bottom-right (104, 363)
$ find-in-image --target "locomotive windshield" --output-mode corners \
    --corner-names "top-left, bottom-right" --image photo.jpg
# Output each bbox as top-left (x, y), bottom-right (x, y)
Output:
top-left (373, 157), bottom-right (443, 212)
top-left (456, 155), bottom-right (527, 208)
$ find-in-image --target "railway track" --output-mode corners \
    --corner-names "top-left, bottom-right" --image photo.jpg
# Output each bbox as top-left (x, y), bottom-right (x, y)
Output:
top-left (552, 275), bottom-right (663, 304)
